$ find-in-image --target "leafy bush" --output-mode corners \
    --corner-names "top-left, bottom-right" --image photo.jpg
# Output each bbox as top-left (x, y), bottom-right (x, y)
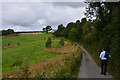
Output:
top-left (8, 43), bottom-right (10, 46)
top-left (17, 43), bottom-right (20, 45)
top-left (46, 37), bottom-right (52, 48)
top-left (58, 39), bottom-right (64, 46)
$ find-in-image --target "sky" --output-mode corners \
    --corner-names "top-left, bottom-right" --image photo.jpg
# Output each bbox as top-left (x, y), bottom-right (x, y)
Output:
top-left (1, 1), bottom-right (88, 32)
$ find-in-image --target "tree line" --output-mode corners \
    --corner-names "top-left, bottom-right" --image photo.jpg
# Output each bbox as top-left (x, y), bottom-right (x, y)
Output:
top-left (53, 2), bottom-right (120, 78)
top-left (53, 18), bottom-right (91, 42)
top-left (0, 29), bottom-right (15, 36)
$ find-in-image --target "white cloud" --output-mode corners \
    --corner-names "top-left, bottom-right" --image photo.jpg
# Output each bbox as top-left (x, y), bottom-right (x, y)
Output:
top-left (2, 2), bottom-right (87, 31)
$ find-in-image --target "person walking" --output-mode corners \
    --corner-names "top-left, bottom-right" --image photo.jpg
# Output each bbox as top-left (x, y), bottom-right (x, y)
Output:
top-left (100, 48), bottom-right (110, 75)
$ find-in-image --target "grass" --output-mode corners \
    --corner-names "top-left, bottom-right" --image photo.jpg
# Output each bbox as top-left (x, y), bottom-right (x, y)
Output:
top-left (44, 40), bottom-right (74, 54)
top-left (22, 42), bottom-right (82, 78)
top-left (2, 36), bottom-right (82, 78)
top-left (36, 46), bottom-right (82, 78)
top-left (2, 34), bottom-right (63, 73)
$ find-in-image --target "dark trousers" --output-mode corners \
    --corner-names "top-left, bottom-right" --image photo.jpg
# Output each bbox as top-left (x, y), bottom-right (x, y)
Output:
top-left (101, 60), bottom-right (108, 75)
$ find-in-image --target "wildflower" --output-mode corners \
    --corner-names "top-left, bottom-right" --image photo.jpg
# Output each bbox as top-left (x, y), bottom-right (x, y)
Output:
top-left (44, 67), bottom-right (46, 70)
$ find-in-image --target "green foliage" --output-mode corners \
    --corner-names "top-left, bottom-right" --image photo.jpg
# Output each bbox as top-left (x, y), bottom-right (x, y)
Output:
top-left (53, 2), bottom-right (120, 78)
top-left (68, 28), bottom-right (79, 42)
top-left (64, 22), bottom-right (76, 38)
top-left (53, 18), bottom-right (88, 40)
top-left (81, 18), bottom-right (87, 25)
top-left (46, 37), bottom-right (52, 48)
top-left (53, 24), bottom-right (65, 37)
top-left (0, 30), bottom-right (2, 36)
top-left (59, 39), bottom-right (64, 46)
top-left (83, 2), bottom-right (120, 78)
top-left (8, 43), bottom-right (10, 46)
top-left (1, 29), bottom-right (14, 36)
top-left (43, 26), bottom-right (52, 33)
top-left (17, 43), bottom-right (20, 45)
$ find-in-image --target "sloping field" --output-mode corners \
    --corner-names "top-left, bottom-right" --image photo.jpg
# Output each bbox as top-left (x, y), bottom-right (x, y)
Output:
top-left (2, 34), bottom-right (63, 73)
top-left (2, 40), bottom-right (82, 78)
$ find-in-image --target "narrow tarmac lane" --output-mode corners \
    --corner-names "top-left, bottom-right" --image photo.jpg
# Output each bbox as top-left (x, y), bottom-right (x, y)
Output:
top-left (77, 44), bottom-right (114, 78)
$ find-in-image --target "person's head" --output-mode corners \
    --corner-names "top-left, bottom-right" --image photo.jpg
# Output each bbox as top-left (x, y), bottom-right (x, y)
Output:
top-left (102, 48), bottom-right (106, 51)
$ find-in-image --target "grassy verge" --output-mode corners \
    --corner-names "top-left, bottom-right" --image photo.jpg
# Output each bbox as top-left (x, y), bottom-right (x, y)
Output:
top-left (35, 46), bottom-right (82, 78)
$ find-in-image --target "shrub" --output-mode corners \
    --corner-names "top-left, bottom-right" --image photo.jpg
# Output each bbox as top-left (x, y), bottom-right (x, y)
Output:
top-left (46, 37), bottom-right (52, 48)
top-left (8, 43), bottom-right (10, 46)
top-left (59, 39), bottom-right (64, 46)
top-left (17, 43), bottom-right (20, 45)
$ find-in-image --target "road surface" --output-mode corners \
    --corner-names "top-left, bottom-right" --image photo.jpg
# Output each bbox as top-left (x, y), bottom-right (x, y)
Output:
top-left (77, 44), bottom-right (114, 78)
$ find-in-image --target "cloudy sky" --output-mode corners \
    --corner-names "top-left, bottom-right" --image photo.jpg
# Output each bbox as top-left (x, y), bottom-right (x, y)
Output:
top-left (1, 1), bottom-right (88, 31)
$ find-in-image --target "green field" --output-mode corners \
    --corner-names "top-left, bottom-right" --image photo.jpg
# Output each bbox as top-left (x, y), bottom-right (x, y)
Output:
top-left (2, 34), bottom-right (63, 73)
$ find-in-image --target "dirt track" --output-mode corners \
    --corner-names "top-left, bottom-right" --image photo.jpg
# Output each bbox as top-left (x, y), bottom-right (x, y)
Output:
top-left (3, 44), bottom-right (20, 49)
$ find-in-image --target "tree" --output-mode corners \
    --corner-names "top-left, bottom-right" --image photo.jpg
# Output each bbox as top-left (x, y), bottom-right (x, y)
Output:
top-left (84, 1), bottom-right (120, 78)
top-left (68, 28), bottom-right (79, 42)
top-left (59, 39), bottom-right (64, 46)
top-left (64, 22), bottom-right (75, 38)
top-left (53, 20), bottom-right (84, 40)
top-left (42, 28), bottom-right (46, 32)
top-left (81, 18), bottom-right (87, 25)
top-left (2, 30), bottom-right (7, 35)
top-left (7, 29), bottom-right (14, 34)
top-left (0, 30), bottom-right (2, 36)
top-left (53, 24), bottom-right (65, 37)
top-left (1, 29), bottom-right (14, 36)
top-left (46, 37), bottom-right (52, 48)
top-left (43, 26), bottom-right (52, 33)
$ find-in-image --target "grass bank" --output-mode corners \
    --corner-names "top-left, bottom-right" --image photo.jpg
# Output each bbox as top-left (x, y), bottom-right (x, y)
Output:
top-left (35, 43), bottom-right (82, 78)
